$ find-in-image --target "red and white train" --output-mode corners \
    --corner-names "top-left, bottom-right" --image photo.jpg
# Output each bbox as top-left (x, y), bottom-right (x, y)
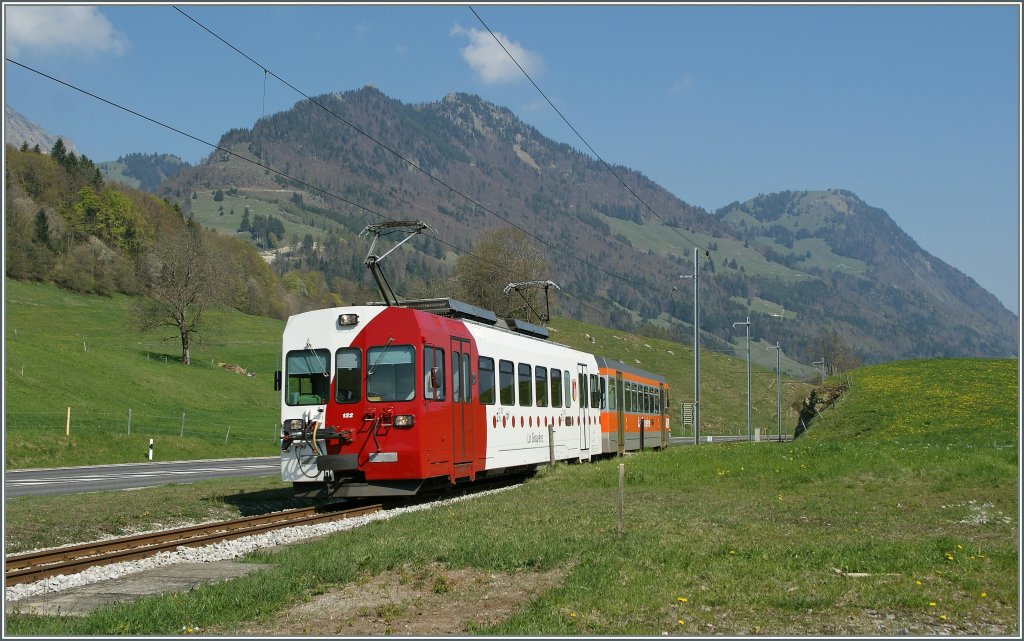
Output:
top-left (277, 298), bottom-right (670, 498)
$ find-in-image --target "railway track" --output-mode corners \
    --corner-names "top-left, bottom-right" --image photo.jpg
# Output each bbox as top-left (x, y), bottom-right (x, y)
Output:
top-left (5, 502), bottom-right (381, 587)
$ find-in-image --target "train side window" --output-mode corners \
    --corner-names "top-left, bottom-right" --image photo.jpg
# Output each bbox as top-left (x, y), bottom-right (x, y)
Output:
top-left (565, 371), bottom-right (571, 406)
top-left (629, 382), bottom-right (637, 413)
top-left (599, 377), bottom-right (607, 410)
top-left (535, 366), bottom-right (548, 407)
top-left (462, 352), bottom-right (471, 403)
top-left (478, 357), bottom-right (495, 405)
top-left (607, 377), bottom-right (617, 411)
top-left (518, 363), bottom-right (533, 407)
top-left (499, 359), bottom-right (515, 406)
top-left (578, 372), bottom-right (588, 410)
top-left (424, 346), bottom-right (446, 401)
top-left (452, 351), bottom-right (462, 403)
top-left (285, 348), bottom-right (330, 405)
top-left (551, 369), bottom-right (562, 408)
top-left (335, 348), bottom-right (361, 404)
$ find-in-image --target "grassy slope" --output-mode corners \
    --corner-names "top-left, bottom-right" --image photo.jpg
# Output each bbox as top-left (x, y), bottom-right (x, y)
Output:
top-left (4, 279), bottom-right (811, 468)
top-left (4, 279), bottom-right (283, 467)
top-left (188, 190), bottom-right (329, 245)
top-left (548, 316), bottom-right (812, 438)
top-left (5, 357), bottom-right (1018, 635)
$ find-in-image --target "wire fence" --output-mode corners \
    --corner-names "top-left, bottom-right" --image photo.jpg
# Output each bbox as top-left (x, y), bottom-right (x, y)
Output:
top-left (5, 409), bottom-right (281, 444)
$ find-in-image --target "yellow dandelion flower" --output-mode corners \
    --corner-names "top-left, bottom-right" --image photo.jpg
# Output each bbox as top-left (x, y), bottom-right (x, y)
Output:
top-left (929, 602), bottom-right (937, 607)
top-left (940, 615), bottom-right (947, 621)
top-left (915, 580), bottom-right (922, 585)
top-left (729, 550), bottom-right (736, 555)
top-left (677, 597), bottom-right (688, 603)
top-left (569, 612), bottom-right (577, 618)
top-left (678, 619), bottom-right (685, 625)
top-left (981, 592), bottom-right (988, 598)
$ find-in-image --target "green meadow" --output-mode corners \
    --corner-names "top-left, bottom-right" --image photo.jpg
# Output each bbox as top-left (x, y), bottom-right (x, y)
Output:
top-left (4, 279), bottom-right (811, 469)
top-left (4, 279), bottom-right (283, 468)
top-left (5, 357), bottom-right (1018, 635)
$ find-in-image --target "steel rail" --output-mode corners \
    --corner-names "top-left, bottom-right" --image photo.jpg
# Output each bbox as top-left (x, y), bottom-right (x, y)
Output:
top-left (5, 503), bottom-right (380, 587)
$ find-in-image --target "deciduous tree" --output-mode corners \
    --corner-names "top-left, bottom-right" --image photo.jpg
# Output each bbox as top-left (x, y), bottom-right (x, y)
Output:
top-left (132, 219), bottom-right (224, 365)
top-left (450, 227), bottom-right (550, 319)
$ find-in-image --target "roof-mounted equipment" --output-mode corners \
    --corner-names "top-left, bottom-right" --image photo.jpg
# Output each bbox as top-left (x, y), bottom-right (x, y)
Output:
top-left (360, 221), bottom-right (435, 307)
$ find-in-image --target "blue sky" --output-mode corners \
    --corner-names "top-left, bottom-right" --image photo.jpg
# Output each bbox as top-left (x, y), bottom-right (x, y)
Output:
top-left (4, 2), bottom-right (1020, 315)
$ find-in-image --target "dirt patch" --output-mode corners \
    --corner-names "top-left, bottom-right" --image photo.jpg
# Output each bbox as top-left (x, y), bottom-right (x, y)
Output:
top-left (224, 563), bottom-right (567, 636)
top-left (218, 362), bottom-right (253, 376)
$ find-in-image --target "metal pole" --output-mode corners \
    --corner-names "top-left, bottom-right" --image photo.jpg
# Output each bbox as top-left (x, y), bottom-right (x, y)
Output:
top-left (733, 316), bottom-right (751, 441)
top-left (776, 344), bottom-right (782, 440)
top-left (813, 359), bottom-right (825, 384)
top-left (766, 343), bottom-right (782, 441)
top-left (694, 248), bottom-right (700, 445)
top-left (745, 318), bottom-right (750, 441)
top-left (678, 251), bottom-right (701, 445)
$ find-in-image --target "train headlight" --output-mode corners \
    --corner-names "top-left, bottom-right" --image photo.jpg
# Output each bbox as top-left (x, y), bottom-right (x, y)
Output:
top-left (393, 415), bottom-right (415, 428)
top-left (338, 313), bottom-right (359, 327)
top-left (283, 418), bottom-right (304, 432)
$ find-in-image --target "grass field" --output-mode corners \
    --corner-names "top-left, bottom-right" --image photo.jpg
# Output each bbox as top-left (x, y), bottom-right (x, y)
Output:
top-left (4, 357), bottom-right (1017, 635)
top-left (3, 279), bottom-right (811, 469)
top-left (189, 189), bottom-right (331, 247)
top-left (4, 279), bottom-right (283, 467)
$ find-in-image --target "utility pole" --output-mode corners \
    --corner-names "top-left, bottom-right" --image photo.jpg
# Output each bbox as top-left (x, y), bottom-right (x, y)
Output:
top-left (733, 316), bottom-right (751, 441)
top-left (679, 248), bottom-right (701, 445)
top-left (813, 359), bottom-right (826, 384)
top-left (766, 342), bottom-right (782, 441)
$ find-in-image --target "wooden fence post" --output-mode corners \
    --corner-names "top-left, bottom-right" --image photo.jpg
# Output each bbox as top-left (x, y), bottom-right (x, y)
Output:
top-left (617, 463), bottom-right (625, 539)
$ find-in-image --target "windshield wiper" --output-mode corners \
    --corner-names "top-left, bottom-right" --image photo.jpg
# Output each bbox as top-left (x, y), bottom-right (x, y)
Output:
top-left (367, 337), bottom-right (395, 377)
top-left (304, 340), bottom-right (328, 377)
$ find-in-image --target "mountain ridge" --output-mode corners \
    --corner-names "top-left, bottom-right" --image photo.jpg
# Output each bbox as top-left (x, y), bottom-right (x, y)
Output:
top-left (16, 87), bottom-right (1011, 365)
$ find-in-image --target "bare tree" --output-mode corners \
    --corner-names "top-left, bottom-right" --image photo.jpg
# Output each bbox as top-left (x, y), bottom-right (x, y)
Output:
top-left (815, 329), bottom-right (862, 375)
top-left (450, 227), bottom-right (549, 318)
top-left (132, 219), bottom-right (224, 364)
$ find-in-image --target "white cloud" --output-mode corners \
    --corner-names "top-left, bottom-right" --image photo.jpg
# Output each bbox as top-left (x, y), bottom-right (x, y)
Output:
top-left (669, 75), bottom-right (693, 96)
top-left (5, 5), bottom-right (128, 59)
top-left (451, 23), bottom-right (543, 85)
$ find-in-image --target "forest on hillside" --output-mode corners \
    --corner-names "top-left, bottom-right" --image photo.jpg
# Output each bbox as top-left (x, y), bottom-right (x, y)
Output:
top-left (4, 142), bottom-right (310, 326)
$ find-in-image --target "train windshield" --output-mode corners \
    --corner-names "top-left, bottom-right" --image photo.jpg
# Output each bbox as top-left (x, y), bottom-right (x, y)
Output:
top-left (335, 348), bottom-right (361, 404)
top-left (366, 345), bottom-right (415, 402)
top-left (285, 348), bottom-right (330, 405)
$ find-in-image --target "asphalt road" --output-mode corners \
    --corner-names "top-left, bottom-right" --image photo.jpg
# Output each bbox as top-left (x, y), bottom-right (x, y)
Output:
top-left (5, 437), bottom-right (790, 498)
top-left (4, 456), bottom-right (281, 498)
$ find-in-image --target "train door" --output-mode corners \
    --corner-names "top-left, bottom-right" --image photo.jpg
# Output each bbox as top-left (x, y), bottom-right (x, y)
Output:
top-left (450, 337), bottom-right (473, 466)
top-left (616, 372), bottom-right (625, 455)
top-left (660, 383), bottom-right (668, 448)
top-left (577, 364), bottom-right (590, 455)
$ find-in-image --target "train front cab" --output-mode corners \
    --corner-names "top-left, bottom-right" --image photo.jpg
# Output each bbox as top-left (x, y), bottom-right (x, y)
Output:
top-left (280, 306), bottom-right (486, 498)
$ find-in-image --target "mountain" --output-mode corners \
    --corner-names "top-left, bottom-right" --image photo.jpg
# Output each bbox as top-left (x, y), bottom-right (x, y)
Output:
top-left (157, 87), bottom-right (1017, 366)
top-left (99, 152), bottom-right (190, 192)
top-left (5, 105), bottom-right (77, 156)
top-left (715, 190), bottom-right (1017, 362)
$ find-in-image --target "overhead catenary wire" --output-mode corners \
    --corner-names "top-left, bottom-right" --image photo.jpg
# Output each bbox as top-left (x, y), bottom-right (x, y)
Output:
top-left (171, 5), bottom-right (651, 293)
top-left (468, 5), bottom-right (709, 256)
top-left (4, 58), bottom-right (509, 279)
top-left (468, 4), bottom-right (733, 305)
top-left (11, 14), bottom-right (735, 342)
